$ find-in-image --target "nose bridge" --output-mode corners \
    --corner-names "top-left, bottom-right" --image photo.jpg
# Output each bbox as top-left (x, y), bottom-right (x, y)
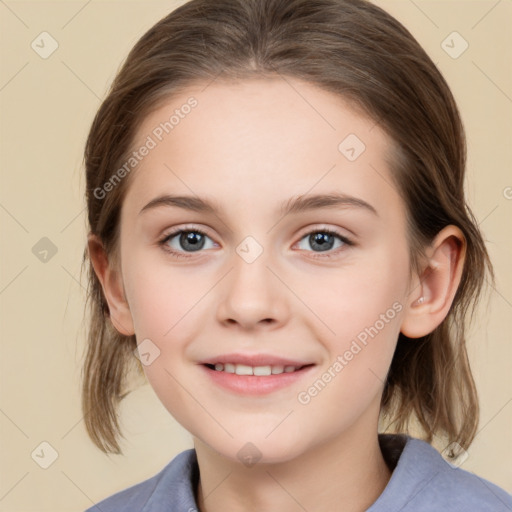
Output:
top-left (216, 234), bottom-right (289, 327)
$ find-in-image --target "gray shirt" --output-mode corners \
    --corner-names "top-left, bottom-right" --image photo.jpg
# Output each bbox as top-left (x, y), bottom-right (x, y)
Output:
top-left (85, 434), bottom-right (512, 511)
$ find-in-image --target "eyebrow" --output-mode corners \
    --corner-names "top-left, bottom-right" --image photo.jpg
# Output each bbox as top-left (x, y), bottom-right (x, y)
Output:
top-left (139, 192), bottom-right (378, 217)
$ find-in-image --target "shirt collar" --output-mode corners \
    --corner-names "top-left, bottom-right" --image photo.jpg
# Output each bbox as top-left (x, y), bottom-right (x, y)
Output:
top-left (141, 434), bottom-right (418, 511)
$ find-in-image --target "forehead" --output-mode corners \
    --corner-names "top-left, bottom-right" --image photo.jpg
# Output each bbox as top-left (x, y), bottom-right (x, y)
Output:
top-left (124, 77), bottom-right (402, 220)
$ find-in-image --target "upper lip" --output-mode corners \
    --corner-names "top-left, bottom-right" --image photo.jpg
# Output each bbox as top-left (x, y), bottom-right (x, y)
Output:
top-left (199, 353), bottom-right (314, 367)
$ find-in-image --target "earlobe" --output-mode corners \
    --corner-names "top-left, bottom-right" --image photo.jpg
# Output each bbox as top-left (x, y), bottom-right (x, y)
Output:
top-left (87, 233), bottom-right (135, 336)
top-left (400, 226), bottom-right (466, 339)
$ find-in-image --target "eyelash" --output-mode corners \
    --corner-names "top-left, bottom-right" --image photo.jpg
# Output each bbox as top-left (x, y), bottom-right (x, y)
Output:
top-left (157, 226), bottom-right (354, 260)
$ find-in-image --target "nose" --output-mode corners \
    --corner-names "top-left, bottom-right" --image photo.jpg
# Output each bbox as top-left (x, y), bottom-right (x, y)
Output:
top-left (216, 247), bottom-right (291, 331)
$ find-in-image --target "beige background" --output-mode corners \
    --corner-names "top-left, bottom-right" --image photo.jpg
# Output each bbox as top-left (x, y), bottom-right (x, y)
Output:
top-left (0, 1), bottom-right (511, 510)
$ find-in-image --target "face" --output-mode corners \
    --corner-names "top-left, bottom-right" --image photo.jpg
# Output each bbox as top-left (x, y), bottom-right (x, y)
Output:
top-left (116, 77), bottom-right (412, 464)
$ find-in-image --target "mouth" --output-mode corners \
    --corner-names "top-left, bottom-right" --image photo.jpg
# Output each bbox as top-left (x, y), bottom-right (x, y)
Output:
top-left (201, 362), bottom-right (316, 395)
top-left (204, 362), bottom-right (314, 375)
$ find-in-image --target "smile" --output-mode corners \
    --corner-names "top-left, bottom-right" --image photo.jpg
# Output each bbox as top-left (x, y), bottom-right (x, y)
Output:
top-left (205, 363), bottom-right (307, 375)
top-left (201, 363), bottom-right (316, 395)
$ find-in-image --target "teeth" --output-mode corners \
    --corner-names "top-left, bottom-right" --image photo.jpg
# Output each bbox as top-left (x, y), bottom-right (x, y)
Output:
top-left (235, 364), bottom-right (253, 376)
top-left (253, 365), bottom-right (272, 376)
top-left (210, 363), bottom-right (302, 375)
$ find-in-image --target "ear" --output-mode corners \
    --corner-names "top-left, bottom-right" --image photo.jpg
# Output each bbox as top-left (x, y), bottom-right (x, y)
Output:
top-left (87, 233), bottom-right (135, 336)
top-left (400, 225), bottom-right (466, 338)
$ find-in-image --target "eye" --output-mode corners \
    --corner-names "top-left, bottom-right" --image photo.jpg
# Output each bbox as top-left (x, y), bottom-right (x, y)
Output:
top-left (158, 226), bottom-right (354, 260)
top-left (295, 228), bottom-right (353, 258)
top-left (158, 227), bottom-right (217, 258)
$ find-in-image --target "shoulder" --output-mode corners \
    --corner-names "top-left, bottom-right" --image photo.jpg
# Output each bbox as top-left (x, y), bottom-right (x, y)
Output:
top-left (372, 435), bottom-right (512, 512)
top-left (84, 449), bottom-right (198, 512)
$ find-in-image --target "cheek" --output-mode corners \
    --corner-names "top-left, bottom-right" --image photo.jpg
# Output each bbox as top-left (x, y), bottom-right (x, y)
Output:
top-left (123, 257), bottom-right (205, 428)
top-left (293, 258), bottom-right (407, 433)
top-left (308, 245), bottom-right (408, 341)
top-left (301, 243), bottom-right (409, 389)
top-left (123, 247), bottom-right (202, 339)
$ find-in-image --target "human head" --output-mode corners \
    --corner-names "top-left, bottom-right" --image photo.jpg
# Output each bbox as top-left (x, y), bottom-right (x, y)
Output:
top-left (81, 0), bottom-right (492, 456)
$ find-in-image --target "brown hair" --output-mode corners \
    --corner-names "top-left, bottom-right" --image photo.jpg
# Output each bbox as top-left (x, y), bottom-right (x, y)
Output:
top-left (81, 0), bottom-right (493, 455)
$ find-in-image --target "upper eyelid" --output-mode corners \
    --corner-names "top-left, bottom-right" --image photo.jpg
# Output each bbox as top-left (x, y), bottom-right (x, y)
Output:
top-left (161, 225), bottom-right (214, 242)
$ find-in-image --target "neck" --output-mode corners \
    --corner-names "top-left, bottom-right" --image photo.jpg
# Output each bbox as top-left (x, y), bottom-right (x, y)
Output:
top-left (194, 425), bottom-right (391, 512)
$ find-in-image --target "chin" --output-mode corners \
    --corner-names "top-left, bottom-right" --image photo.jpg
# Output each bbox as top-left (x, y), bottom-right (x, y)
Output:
top-left (199, 434), bottom-right (307, 467)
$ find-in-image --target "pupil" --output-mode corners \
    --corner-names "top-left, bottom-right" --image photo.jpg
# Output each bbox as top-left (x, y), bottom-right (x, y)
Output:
top-left (311, 233), bottom-right (333, 252)
top-left (181, 231), bottom-right (204, 251)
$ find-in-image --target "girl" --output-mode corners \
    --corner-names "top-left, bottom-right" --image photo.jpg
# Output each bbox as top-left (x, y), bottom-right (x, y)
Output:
top-left (81, 0), bottom-right (512, 510)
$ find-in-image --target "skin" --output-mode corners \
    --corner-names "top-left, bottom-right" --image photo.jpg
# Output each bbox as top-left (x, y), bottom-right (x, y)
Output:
top-left (89, 77), bottom-right (466, 512)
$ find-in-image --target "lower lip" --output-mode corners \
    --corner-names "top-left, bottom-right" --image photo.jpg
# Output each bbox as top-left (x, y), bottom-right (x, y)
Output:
top-left (200, 364), bottom-right (316, 395)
